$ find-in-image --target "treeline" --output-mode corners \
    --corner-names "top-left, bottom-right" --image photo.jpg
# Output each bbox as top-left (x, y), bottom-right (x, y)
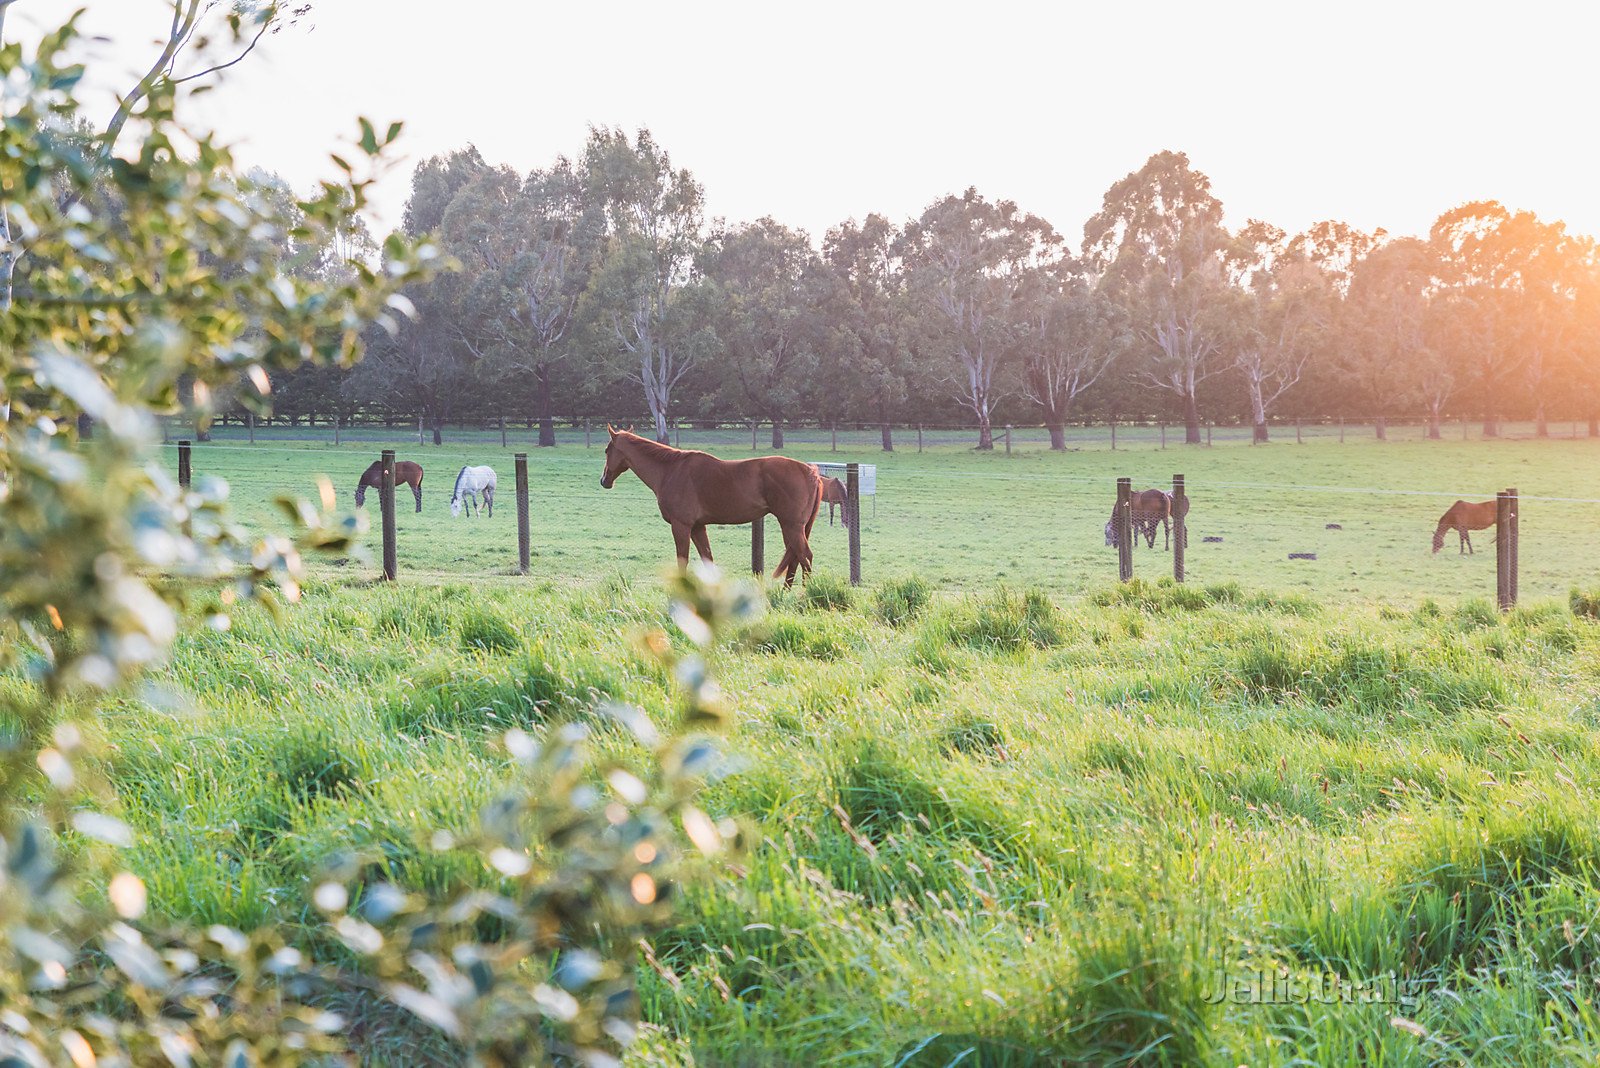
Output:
top-left (264, 131), bottom-right (1600, 449)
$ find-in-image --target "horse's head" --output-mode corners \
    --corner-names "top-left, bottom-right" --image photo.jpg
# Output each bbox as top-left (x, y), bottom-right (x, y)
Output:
top-left (1104, 520), bottom-right (1116, 547)
top-left (600, 425), bottom-right (632, 488)
top-left (354, 483), bottom-right (367, 508)
top-left (451, 496), bottom-right (463, 518)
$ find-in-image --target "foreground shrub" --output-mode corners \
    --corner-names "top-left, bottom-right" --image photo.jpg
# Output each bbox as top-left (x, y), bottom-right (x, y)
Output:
top-left (1571, 586), bottom-right (1600, 619)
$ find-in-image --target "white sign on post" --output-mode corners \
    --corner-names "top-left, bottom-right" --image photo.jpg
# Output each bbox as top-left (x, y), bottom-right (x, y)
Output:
top-left (812, 462), bottom-right (876, 495)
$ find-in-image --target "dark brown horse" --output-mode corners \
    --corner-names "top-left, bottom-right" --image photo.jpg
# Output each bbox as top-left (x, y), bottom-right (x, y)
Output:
top-left (1433, 499), bottom-right (1497, 554)
top-left (820, 475), bottom-right (848, 526)
top-left (355, 460), bottom-right (424, 513)
top-left (1105, 489), bottom-right (1173, 550)
top-left (600, 427), bottom-right (821, 585)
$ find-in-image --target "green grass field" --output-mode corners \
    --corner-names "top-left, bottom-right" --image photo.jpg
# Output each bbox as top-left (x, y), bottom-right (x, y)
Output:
top-left (180, 427), bottom-right (1600, 604)
top-left (74, 430), bottom-right (1600, 1063)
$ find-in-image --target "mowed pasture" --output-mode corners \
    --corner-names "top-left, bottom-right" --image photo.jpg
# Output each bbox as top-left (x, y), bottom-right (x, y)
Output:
top-left (82, 429), bottom-right (1600, 1064)
top-left (184, 427), bottom-right (1600, 604)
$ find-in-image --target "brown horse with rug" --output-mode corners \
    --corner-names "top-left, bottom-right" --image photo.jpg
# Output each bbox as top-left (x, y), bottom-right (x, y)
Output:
top-left (600, 427), bottom-right (821, 585)
top-left (1433, 499), bottom-right (1497, 554)
top-left (355, 460), bottom-right (424, 512)
top-left (1105, 489), bottom-right (1173, 550)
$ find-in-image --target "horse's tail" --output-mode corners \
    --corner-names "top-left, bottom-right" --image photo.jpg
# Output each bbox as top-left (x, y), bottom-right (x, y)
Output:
top-left (804, 470), bottom-right (822, 538)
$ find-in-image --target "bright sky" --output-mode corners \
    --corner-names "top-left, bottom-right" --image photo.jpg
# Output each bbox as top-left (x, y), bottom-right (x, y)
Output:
top-left (18, 0), bottom-right (1600, 244)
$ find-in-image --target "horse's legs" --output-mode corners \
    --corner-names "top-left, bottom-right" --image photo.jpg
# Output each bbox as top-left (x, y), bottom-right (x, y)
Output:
top-left (484, 486), bottom-right (493, 518)
top-left (775, 521), bottom-right (810, 586)
top-left (670, 522), bottom-right (692, 570)
top-left (1164, 517), bottom-right (1171, 551)
top-left (411, 478), bottom-right (423, 513)
top-left (1462, 528), bottom-right (1471, 554)
top-left (690, 524), bottom-right (714, 564)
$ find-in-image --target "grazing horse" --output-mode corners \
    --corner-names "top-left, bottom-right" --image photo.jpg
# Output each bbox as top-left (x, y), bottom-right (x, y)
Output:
top-left (819, 475), bottom-right (848, 526)
top-left (450, 465), bottom-right (497, 518)
top-left (355, 460), bottom-right (424, 513)
top-left (599, 426), bottom-right (821, 585)
top-left (1105, 489), bottom-right (1173, 550)
top-left (1433, 499), bottom-right (1497, 554)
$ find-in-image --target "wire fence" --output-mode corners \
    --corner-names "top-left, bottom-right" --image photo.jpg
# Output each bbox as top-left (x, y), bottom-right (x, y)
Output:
top-left (136, 427), bottom-right (1600, 610)
top-left (158, 414), bottom-right (1600, 454)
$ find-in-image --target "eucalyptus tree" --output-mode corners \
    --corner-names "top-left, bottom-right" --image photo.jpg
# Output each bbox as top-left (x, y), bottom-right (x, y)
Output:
top-left (824, 214), bottom-right (912, 450)
top-left (1015, 259), bottom-right (1128, 449)
top-left (703, 217), bottom-right (832, 449)
top-left (1083, 151), bottom-right (1233, 443)
top-left (1228, 221), bottom-right (1330, 442)
top-left (1345, 236), bottom-right (1433, 439)
top-left (582, 127), bottom-right (705, 442)
top-left (899, 188), bottom-right (1059, 449)
top-left (1428, 201), bottom-right (1569, 437)
top-left (345, 147), bottom-right (490, 441)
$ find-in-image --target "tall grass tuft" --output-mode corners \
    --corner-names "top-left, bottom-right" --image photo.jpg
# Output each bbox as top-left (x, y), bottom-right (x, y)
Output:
top-left (874, 575), bottom-right (935, 626)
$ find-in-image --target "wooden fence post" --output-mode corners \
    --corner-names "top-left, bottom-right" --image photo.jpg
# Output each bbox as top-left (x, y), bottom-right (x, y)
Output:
top-left (515, 453), bottom-right (530, 575)
top-left (1160, 422), bottom-right (1166, 450)
top-left (1492, 491), bottom-right (1511, 609)
top-left (1295, 418), bottom-right (1302, 444)
top-left (1116, 477), bottom-right (1133, 582)
top-left (917, 424), bottom-right (924, 453)
top-left (1172, 473), bottom-right (1187, 583)
top-left (333, 413), bottom-right (341, 446)
top-left (500, 415), bottom-right (508, 449)
top-left (831, 425), bottom-right (838, 452)
top-left (177, 440), bottom-right (192, 489)
top-left (751, 515), bottom-right (764, 575)
top-left (585, 420), bottom-right (592, 449)
top-left (1507, 486), bottom-right (1519, 608)
top-left (417, 416), bottom-right (424, 446)
top-left (380, 449), bottom-right (398, 582)
top-left (847, 462), bottom-right (861, 586)
top-left (1339, 417), bottom-right (1345, 443)
top-left (1206, 423), bottom-right (1213, 447)
top-left (1005, 425), bottom-right (1012, 454)
top-left (247, 412), bottom-right (256, 444)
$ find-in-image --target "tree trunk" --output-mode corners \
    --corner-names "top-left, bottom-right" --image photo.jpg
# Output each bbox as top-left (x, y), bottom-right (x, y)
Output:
top-left (536, 363), bottom-right (556, 447)
top-left (771, 419), bottom-right (784, 450)
top-left (1483, 412), bottom-right (1499, 438)
top-left (1535, 402), bottom-right (1548, 438)
top-left (1427, 411), bottom-right (1441, 440)
top-left (976, 416), bottom-right (993, 451)
top-left (1374, 415), bottom-right (1386, 441)
top-left (1048, 421), bottom-right (1066, 451)
top-left (880, 422), bottom-right (893, 451)
top-left (1590, 416), bottom-right (1598, 437)
top-left (432, 419), bottom-right (443, 446)
top-left (1253, 422), bottom-right (1268, 443)
top-left (1183, 393), bottom-right (1202, 445)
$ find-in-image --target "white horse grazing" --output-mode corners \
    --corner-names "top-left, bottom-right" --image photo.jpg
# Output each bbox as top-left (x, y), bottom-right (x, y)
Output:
top-left (450, 465), bottom-right (497, 518)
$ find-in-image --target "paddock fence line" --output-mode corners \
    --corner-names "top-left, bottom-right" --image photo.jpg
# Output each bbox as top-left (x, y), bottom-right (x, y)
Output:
top-left (153, 439), bottom-right (1589, 611)
top-left (155, 414), bottom-right (1600, 454)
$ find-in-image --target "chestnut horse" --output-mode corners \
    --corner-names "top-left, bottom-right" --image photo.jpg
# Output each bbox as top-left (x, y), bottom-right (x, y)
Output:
top-left (820, 475), bottom-right (848, 526)
top-left (1433, 499), bottom-right (1497, 554)
top-left (599, 427), bottom-right (821, 585)
top-left (355, 460), bottom-right (424, 513)
top-left (1105, 489), bottom-right (1173, 550)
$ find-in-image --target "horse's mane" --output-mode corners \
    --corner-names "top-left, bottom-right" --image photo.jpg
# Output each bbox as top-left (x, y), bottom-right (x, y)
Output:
top-left (452, 465), bottom-right (468, 501)
top-left (615, 431), bottom-right (703, 460)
